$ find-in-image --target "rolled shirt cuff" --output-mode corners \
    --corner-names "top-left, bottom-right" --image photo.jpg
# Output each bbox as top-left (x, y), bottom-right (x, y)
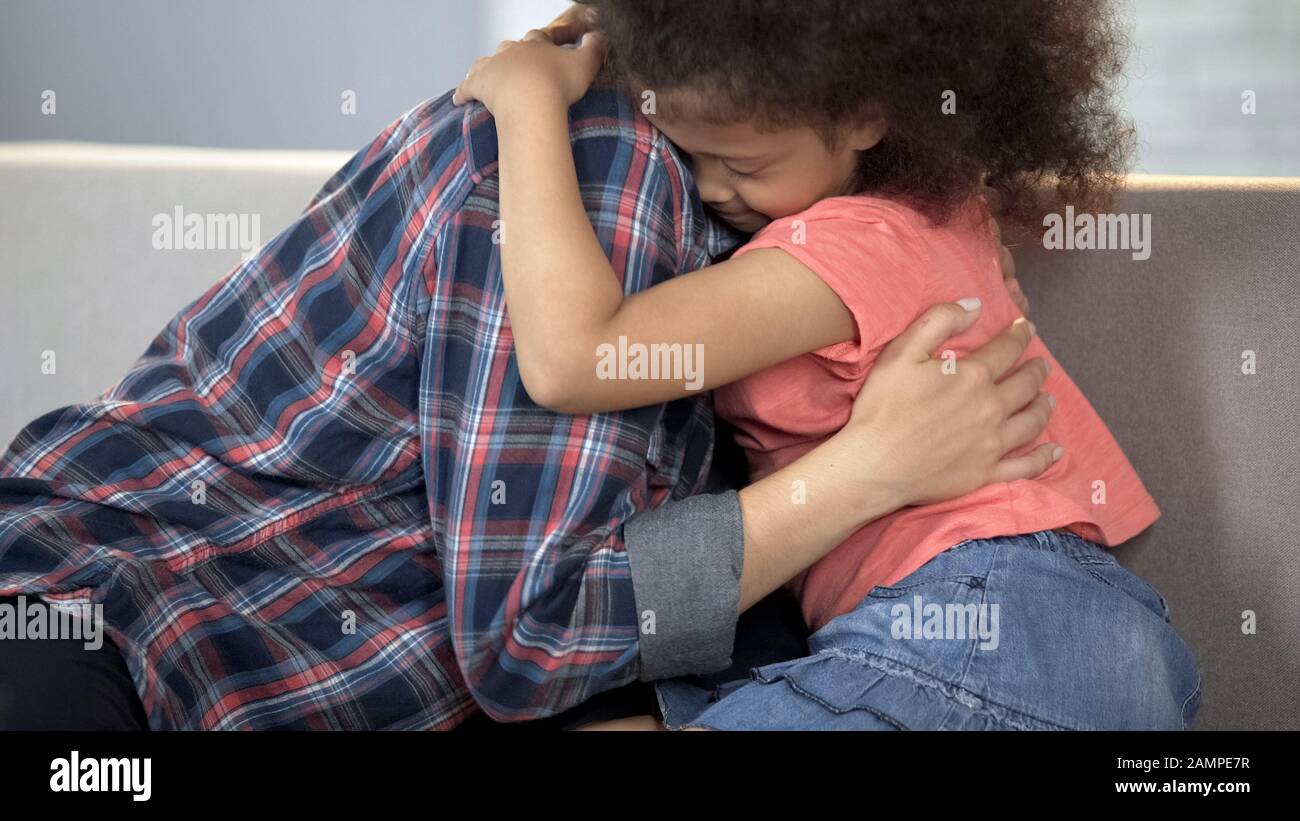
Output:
top-left (625, 490), bottom-right (744, 681)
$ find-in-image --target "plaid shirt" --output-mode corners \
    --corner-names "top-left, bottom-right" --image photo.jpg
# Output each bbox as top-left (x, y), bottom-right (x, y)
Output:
top-left (0, 84), bottom-right (739, 729)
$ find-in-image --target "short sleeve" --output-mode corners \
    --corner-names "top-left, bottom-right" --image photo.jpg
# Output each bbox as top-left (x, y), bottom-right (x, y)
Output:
top-left (733, 197), bottom-right (931, 366)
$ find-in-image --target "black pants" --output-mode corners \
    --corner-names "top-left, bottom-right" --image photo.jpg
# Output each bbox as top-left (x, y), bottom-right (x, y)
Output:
top-left (0, 595), bottom-right (149, 730)
top-left (0, 590), bottom-right (808, 731)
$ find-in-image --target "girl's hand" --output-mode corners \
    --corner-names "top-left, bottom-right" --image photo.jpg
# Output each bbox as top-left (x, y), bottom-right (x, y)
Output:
top-left (452, 29), bottom-right (606, 115)
top-left (540, 2), bottom-right (600, 45)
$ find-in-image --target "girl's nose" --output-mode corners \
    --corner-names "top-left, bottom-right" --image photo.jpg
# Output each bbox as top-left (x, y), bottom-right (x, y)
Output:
top-left (693, 162), bottom-right (733, 206)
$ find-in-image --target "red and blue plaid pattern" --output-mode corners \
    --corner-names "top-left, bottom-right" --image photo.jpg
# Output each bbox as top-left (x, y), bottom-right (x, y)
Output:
top-left (0, 84), bottom-right (733, 728)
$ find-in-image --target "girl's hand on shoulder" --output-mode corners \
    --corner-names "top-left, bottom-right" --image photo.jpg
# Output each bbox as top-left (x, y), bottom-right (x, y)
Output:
top-left (452, 29), bottom-right (606, 117)
top-left (540, 2), bottom-right (601, 46)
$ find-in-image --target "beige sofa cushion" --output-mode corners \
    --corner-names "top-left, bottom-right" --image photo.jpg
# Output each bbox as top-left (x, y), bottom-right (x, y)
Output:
top-left (1, 143), bottom-right (1296, 728)
top-left (1016, 175), bottom-right (1300, 729)
top-left (0, 141), bottom-right (350, 447)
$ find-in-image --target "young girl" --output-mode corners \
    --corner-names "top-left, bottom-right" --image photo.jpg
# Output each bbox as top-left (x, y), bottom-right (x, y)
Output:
top-left (454, 0), bottom-right (1201, 729)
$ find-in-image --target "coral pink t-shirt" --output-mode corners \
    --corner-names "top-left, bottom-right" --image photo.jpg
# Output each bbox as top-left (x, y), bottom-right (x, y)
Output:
top-left (715, 195), bottom-right (1160, 631)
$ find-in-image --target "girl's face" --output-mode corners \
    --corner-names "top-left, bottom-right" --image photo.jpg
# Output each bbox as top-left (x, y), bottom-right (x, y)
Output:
top-left (645, 110), bottom-right (887, 234)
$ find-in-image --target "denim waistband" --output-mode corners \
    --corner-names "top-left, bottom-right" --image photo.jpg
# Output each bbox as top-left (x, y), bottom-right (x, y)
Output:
top-left (959, 528), bottom-right (1110, 563)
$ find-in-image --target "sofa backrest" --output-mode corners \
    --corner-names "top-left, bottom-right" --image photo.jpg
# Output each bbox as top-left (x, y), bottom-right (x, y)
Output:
top-left (2, 143), bottom-right (1296, 729)
top-left (1016, 175), bottom-right (1300, 729)
top-left (0, 141), bottom-right (350, 447)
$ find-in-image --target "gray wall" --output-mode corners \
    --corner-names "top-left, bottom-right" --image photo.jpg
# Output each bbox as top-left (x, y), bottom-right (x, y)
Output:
top-left (0, 1), bottom-right (1297, 172)
top-left (0, 0), bottom-right (569, 151)
top-left (1127, 0), bottom-right (1300, 175)
top-left (2, 0), bottom-right (1296, 441)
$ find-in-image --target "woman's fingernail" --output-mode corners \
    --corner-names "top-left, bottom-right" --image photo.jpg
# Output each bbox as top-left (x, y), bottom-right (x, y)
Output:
top-left (1047, 394), bottom-right (1057, 408)
top-left (1028, 321), bottom-right (1037, 336)
top-left (1052, 446), bottom-right (1065, 461)
top-left (957, 297), bottom-right (982, 311)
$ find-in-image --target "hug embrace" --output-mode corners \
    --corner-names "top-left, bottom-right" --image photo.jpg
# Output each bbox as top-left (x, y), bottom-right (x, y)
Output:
top-left (0, 0), bottom-right (1199, 731)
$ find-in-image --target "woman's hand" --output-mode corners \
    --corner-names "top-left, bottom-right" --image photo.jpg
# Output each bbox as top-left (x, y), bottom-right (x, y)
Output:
top-left (840, 300), bottom-right (1058, 508)
top-left (981, 185), bottom-right (1030, 314)
top-left (735, 299), bottom-right (1055, 611)
top-left (1000, 243), bottom-right (1029, 314)
top-left (452, 28), bottom-right (606, 116)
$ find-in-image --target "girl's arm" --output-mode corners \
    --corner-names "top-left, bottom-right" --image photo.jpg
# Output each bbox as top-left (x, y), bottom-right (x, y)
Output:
top-left (455, 34), bottom-right (854, 414)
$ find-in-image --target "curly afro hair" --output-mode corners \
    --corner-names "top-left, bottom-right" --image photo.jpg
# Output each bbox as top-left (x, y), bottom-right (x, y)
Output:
top-left (587, 0), bottom-right (1136, 234)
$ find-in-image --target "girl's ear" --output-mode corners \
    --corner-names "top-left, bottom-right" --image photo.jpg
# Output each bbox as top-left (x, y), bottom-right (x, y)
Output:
top-left (847, 118), bottom-right (889, 152)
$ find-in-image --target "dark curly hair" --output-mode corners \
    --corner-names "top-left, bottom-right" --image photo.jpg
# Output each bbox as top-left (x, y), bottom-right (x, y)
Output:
top-left (587, 0), bottom-right (1135, 234)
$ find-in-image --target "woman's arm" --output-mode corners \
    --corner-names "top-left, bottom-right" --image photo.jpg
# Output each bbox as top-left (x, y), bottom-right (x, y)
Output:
top-left (588, 302), bottom-right (1057, 730)
top-left (736, 303), bottom-right (1056, 609)
top-left (456, 34), bottom-right (855, 413)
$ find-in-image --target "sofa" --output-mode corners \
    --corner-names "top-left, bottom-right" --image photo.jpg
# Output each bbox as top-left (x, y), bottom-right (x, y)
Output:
top-left (1, 141), bottom-right (1296, 730)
